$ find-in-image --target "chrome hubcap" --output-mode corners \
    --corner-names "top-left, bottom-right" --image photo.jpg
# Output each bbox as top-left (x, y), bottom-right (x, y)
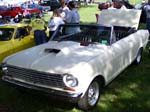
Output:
top-left (88, 82), bottom-right (99, 106)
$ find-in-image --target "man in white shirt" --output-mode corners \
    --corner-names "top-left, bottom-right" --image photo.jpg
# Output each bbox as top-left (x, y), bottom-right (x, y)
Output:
top-left (64, 1), bottom-right (80, 34)
top-left (65, 1), bottom-right (80, 24)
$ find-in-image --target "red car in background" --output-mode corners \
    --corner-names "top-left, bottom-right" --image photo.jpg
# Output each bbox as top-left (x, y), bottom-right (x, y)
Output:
top-left (0, 6), bottom-right (41, 18)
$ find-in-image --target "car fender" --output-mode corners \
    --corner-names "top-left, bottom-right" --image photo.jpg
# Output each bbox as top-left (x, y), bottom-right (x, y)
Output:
top-left (70, 60), bottom-right (105, 97)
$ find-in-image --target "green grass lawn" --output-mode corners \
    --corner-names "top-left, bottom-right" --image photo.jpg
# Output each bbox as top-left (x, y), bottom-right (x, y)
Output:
top-left (0, 3), bottom-right (150, 112)
top-left (79, 4), bottom-right (100, 23)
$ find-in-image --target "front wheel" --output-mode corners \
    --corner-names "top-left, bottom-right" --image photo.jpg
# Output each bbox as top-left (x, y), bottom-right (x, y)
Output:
top-left (78, 79), bottom-right (101, 111)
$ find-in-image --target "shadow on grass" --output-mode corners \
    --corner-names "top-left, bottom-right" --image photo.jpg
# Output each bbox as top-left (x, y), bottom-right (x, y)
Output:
top-left (92, 49), bottom-right (150, 112)
top-left (0, 80), bottom-right (77, 112)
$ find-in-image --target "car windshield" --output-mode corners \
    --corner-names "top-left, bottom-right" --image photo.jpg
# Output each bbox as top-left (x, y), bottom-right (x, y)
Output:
top-left (0, 28), bottom-right (14, 41)
top-left (51, 24), bottom-right (112, 44)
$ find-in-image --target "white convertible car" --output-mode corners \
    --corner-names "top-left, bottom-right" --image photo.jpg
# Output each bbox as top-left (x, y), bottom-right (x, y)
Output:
top-left (1, 9), bottom-right (149, 110)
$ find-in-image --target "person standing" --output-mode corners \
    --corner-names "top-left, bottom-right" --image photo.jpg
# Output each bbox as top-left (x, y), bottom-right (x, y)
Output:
top-left (59, 0), bottom-right (70, 20)
top-left (65, 1), bottom-right (80, 24)
top-left (64, 1), bottom-right (80, 34)
top-left (48, 9), bottom-right (65, 38)
top-left (30, 15), bottom-right (47, 45)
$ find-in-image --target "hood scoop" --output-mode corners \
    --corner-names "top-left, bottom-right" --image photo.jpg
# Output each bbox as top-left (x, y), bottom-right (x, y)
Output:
top-left (44, 48), bottom-right (61, 53)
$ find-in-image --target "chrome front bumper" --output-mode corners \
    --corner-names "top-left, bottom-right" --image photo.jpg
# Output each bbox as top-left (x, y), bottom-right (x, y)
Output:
top-left (2, 76), bottom-right (82, 103)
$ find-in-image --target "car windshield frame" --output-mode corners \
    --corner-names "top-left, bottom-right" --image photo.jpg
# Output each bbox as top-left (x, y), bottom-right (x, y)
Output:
top-left (51, 24), bottom-right (112, 45)
top-left (0, 28), bottom-right (14, 41)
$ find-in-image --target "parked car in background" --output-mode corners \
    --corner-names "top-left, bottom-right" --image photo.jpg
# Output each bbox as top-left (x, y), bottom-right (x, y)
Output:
top-left (0, 23), bottom-right (35, 63)
top-left (1, 9), bottom-right (149, 111)
top-left (21, 3), bottom-right (44, 12)
top-left (0, 6), bottom-right (41, 18)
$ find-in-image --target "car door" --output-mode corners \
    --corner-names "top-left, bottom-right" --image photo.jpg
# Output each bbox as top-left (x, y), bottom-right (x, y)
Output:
top-left (106, 37), bottom-right (131, 82)
top-left (124, 33), bottom-right (141, 64)
top-left (111, 32), bottom-right (140, 70)
top-left (12, 27), bottom-right (28, 53)
top-left (20, 27), bottom-right (35, 48)
top-left (95, 28), bottom-right (129, 83)
top-left (13, 27), bottom-right (35, 51)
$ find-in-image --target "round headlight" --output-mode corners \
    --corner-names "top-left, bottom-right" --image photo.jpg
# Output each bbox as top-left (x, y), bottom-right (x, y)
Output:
top-left (63, 74), bottom-right (78, 87)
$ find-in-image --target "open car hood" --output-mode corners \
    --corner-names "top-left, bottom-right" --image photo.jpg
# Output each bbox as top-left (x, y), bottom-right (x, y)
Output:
top-left (98, 8), bottom-right (141, 30)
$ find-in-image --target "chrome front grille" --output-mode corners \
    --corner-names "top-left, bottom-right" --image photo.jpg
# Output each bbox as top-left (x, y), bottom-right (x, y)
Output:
top-left (6, 65), bottom-right (66, 88)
